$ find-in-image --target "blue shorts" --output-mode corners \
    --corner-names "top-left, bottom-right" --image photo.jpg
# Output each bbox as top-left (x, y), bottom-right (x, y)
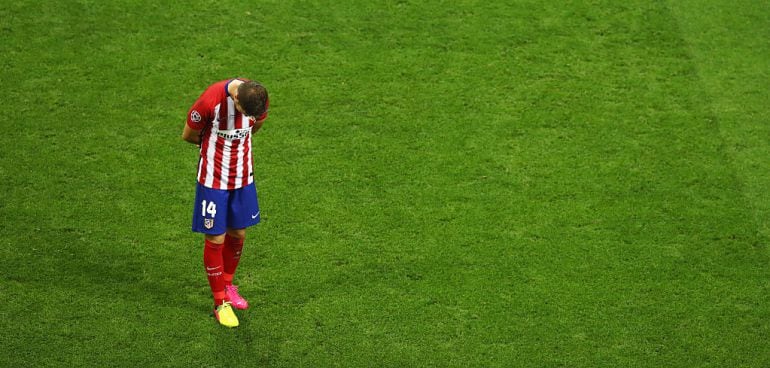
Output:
top-left (192, 182), bottom-right (260, 235)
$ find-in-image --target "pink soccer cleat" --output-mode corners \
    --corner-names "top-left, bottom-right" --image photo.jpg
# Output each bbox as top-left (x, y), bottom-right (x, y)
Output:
top-left (225, 284), bottom-right (249, 310)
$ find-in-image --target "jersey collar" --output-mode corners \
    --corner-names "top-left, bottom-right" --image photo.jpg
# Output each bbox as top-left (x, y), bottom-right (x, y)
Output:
top-left (225, 79), bottom-right (233, 97)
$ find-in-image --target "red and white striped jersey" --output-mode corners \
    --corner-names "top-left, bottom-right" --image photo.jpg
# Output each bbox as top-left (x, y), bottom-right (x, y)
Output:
top-left (186, 79), bottom-right (268, 190)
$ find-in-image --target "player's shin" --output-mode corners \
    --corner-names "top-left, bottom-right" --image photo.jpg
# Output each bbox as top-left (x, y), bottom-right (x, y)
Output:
top-left (222, 234), bottom-right (244, 284)
top-left (203, 239), bottom-right (227, 305)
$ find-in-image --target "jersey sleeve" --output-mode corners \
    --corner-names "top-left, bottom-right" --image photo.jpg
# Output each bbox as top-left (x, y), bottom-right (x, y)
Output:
top-left (186, 96), bottom-right (211, 130)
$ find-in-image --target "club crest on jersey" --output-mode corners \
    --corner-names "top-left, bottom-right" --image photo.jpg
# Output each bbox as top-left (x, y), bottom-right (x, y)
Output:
top-left (191, 110), bottom-right (202, 123)
top-left (204, 218), bottom-right (214, 229)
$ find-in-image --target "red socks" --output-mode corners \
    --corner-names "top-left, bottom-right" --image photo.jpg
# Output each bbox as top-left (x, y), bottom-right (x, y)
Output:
top-left (222, 234), bottom-right (245, 286)
top-left (204, 235), bottom-right (246, 305)
top-left (203, 239), bottom-right (227, 306)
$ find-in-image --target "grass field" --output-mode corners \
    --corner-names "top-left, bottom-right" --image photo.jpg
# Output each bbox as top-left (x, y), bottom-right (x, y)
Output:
top-left (1, 0), bottom-right (769, 367)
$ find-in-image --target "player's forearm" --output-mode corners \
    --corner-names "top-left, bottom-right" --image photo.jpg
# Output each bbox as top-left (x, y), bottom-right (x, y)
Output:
top-left (182, 124), bottom-right (202, 144)
top-left (182, 133), bottom-right (201, 145)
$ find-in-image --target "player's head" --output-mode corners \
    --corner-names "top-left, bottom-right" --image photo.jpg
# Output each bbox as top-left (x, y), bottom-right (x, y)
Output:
top-left (235, 81), bottom-right (268, 118)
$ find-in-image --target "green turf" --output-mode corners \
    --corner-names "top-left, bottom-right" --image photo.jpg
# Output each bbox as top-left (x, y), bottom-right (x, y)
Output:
top-left (1, 0), bottom-right (768, 367)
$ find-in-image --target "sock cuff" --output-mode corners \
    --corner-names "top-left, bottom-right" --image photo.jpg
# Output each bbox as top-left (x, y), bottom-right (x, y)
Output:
top-left (205, 239), bottom-right (224, 249)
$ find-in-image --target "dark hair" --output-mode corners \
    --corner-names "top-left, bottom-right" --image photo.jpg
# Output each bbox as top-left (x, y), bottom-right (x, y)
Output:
top-left (237, 81), bottom-right (268, 117)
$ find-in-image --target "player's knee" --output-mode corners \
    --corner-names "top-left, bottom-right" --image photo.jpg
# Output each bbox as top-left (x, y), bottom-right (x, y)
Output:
top-left (205, 233), bottom-right (226, 244)
top-left (226, 228), bottom-right (246, 239)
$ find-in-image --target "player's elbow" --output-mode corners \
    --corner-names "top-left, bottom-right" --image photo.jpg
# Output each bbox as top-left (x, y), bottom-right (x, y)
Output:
top-left (181, 128), bottom-right (200, 145)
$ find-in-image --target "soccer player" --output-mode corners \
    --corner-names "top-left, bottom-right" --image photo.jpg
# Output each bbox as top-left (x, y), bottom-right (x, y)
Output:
top-left (181, 78), bottom-right (269, 327)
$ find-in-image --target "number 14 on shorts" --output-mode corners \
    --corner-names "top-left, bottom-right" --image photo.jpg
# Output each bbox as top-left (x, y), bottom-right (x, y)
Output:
top-left (202, 200), bottom-right (217, 217)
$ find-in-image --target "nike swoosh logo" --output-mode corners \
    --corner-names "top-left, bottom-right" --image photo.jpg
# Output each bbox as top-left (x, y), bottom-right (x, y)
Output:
top-left (251, 211), bottom-right (260, 219)
top-left (206, 267), bottom-right (220, 271)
